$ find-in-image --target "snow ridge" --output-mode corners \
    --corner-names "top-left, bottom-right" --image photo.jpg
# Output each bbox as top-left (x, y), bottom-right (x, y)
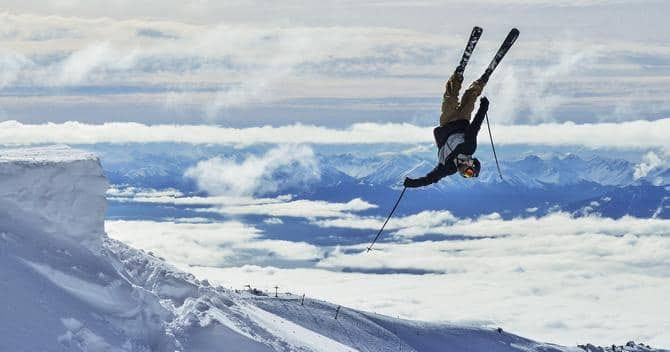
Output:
top-left (0, 145), bottom-right (108, 250)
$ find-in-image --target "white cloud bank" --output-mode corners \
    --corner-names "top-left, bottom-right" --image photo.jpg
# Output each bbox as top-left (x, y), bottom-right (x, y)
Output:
top-left (184, 145), bottom-right (320, 196)
top-left (106, 220), bottom-right (324, 267)
top-left (1, 119), bottom-right (670, 151)
top-left (316, 210), bottom-right (670, 240)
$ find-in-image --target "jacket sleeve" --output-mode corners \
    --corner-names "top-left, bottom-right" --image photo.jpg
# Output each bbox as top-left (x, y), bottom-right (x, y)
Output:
top-left (465, 97), bottom-right (489, 142)
top-left (405, 163), bottom-right (454, 188)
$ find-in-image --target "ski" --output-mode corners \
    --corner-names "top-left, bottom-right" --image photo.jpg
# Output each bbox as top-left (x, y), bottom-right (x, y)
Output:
top-left (480, 28), bottom-right (519, 82)
top-left (455, 26), bottom-right (483, 75)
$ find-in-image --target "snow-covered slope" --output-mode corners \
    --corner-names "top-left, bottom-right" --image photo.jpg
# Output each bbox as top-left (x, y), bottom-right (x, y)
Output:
top-left (0, 146), bottom-right (173, 350)
top-left (0, 146), bottom-right (665, 351)
top-left (0, 146), bottom-right (108, 250)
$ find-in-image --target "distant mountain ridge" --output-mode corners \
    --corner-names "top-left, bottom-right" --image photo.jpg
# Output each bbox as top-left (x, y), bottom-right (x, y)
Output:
top-left (319, 152), bottom-right (668, 218)
top-left (96, 146), bottom-right (669, 219)
top-left (324, 152), bottom-right (645, 188)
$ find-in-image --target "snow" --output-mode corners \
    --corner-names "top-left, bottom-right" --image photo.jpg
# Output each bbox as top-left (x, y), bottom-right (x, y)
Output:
top-left (244, 303), bottom-right (358, 352)
top-left (0, 145), bottom-right (108, 250)
top-left (0, 145), bottom-right (666, 351)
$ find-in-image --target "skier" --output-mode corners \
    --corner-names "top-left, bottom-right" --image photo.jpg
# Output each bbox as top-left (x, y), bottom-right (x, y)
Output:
top-left (367, 27), bottom-right (518, 252)
top-left (403, 26), bottom-right (517, 188)
top-left (403, 73), bottom-right (489, 188)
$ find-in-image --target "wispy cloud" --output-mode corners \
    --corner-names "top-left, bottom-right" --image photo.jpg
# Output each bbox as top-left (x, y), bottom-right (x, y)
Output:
top-left (0, 52), bottom-right (30, 88)
top-left (634, 151), bottom-right (664, 179)
top-left (487, 41), bottom-right (600, 123)
top-left (313, 210), bottom-right (459, 236)
top-left (2, 8), bottom-right (669, 123)
top-left (107, 185), bottom-right (377, 219)
top-left (184, 145), bottom-right (321, 196)
top-left (206, 198), bottom-right (377, 219)
top-left (57, 42), bottom-right (137, 85)
top-left (203, 30), bottom-right (314, 117)
top-left (107, 186), bottom-right (293, 206)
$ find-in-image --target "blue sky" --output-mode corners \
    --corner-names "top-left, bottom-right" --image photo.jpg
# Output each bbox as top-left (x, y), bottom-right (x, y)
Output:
top-left (1, 0), bottom-right (669, 126)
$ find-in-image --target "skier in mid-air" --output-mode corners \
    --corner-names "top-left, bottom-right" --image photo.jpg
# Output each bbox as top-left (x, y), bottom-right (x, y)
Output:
top-left (403, 27), bottom-right (518, 188)
top-left (403, 74), bottom-right (489, 188)
top-left (368, 27), bottom-right (519, 251)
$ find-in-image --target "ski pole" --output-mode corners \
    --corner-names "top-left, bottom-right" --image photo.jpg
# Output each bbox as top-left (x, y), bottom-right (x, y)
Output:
top-left (367, 186), bottom-right (407, 252)
top-left (485, 112), bottom-right (504, 181)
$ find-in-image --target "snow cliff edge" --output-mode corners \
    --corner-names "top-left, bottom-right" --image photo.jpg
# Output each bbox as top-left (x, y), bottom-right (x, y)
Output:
top-left (0, 145), bottom-right (108, 250)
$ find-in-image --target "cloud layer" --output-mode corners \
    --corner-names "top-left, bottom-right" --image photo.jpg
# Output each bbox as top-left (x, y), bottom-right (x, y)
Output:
top-left (106, 220), bottom-right (324, 267)
top-left (2, 119), bottom-right (670, 152)
top-left (1, 6), bottom-right (669, 124)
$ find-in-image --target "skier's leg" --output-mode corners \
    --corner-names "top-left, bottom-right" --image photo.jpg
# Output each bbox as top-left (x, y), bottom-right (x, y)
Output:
top-left (457, 78), bottom-right (486, 121)
top-left (439, 73), bottom-right (463, 126)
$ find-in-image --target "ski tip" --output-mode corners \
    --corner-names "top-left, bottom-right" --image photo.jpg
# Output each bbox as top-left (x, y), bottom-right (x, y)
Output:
top-left (511, 28), bottom-right (520, 35)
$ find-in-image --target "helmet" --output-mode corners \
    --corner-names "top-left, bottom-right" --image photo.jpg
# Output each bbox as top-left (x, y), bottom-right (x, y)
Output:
top-left (458, 157), bottom-right (481, 178)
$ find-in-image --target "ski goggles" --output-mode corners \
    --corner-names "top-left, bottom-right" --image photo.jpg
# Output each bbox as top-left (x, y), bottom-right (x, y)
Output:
top-left (461, 167), bottom-right (475, 178)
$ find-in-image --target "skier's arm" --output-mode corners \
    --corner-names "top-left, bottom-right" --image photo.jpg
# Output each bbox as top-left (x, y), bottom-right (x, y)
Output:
top-left (404, 164), bottom-right (454, 188)
top-left (466, 97), bottom-right (489, 140)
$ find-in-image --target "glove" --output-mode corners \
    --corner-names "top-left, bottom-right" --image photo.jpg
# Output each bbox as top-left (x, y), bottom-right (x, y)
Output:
top-left (480, 96), bottom-right (489, 107)
top-left (403, 177), bottom-right (420, 188)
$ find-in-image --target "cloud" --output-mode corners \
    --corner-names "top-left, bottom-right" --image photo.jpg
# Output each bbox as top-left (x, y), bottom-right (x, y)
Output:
top-left (106, 220), bottom-right (323, 267)
top-left (316, 210), bottom-right (670, 241)
top-left (413, 212), bottom-right (670, 239)
top-left (499, 119), bottom-right (670, 152)
top-left (107, 186), bottom-right (293, 206)
top-left (106, 186), bottom-right (377, 219)
top-left (0, 12), bottom-right (440, 95)
top-left (486, 41), bottom-right (600, 123)
top-left (136, 28), bottom-right (178, 40)
top-left (263, 217), bottom-right (283, 225)
top-left (634, 151), bottom-right (664, 179)
top-left (0, 52), bottom-right (31, 88)
top-left (184, 145), bottom-right (321, 196)
top-left (2, 119), bottom-right (670, 152)
top-left (313, 210), bottom-right (459, 236)
top-left (57, 42), bottom-right (137, 84)
top-left (107, 186), bottom-right (184, 198)
top-left (207, 198), bottom-right (377, 219)
top-left (2, 9), bottom-right (670, 124)
top-left (203, 29), bottom-right (314, 117)
top-left (106, 220), bottom-right (259, 266)
top-left (0, 121), bottom-right (428, 145)
top-left (2, 0), bottom-right (656, 24)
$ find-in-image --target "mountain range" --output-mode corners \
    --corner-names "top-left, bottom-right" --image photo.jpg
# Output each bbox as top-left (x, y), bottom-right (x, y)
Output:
top-left (96, 145), bottom-right (669, 220)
